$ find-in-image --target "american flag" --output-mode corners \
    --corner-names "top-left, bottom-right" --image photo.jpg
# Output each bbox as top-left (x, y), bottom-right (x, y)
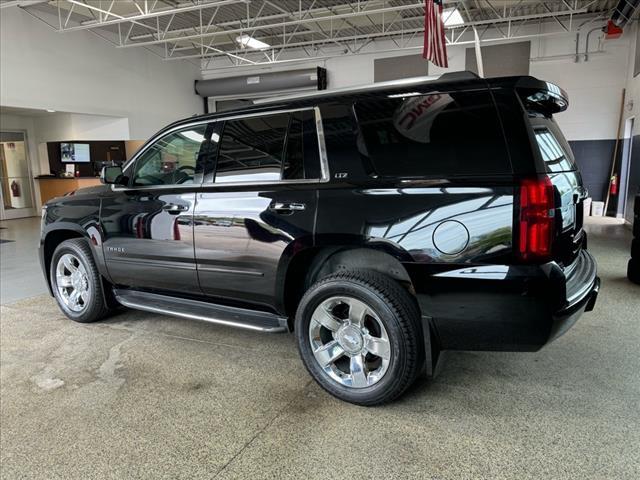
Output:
top-left (422, 0), bottom-right (449, 68)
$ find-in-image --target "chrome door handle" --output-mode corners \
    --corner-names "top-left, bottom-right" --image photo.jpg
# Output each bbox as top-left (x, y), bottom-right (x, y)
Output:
top-left (270, 202), bottom-right (306, 212)
top-left (162, 204), bottom-right (188, 214)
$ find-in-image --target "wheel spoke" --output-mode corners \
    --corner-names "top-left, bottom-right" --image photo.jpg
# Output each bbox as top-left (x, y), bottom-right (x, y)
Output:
top-left (57, 276), bottom-right (73, 288)
top-left (313, 307), bottom-right (342, 332)
top-left (69, 289), bottom-right (80, 306)
top-left (63, 256), bottom-right (77, 273)
top-left (313, 340), bottom-right (345, 368)
top-left (347, 299), bottom-right (368, 326)
top-left (79, 290), bottom-right (89, 304)
top-left (365, 336), bottom-right (391, 360)
top-left (349, 354), bottom-right (368, 388)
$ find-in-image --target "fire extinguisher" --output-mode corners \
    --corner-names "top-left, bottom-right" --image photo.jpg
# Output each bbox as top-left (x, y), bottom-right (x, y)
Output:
top-left (610, 174), bottom-right (618, 196)
top-left (10, 180), bottom-right (20, 198)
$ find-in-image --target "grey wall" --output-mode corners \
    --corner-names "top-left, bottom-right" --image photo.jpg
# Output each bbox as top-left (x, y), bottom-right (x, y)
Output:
top-left (465, 41), bottom-right (531, 77)
top-left (569, 140), bottom-right (616, 202)
top-left (374, 54), bottom-right (429, 82)
top-left (569, 137), bottom-right (639, 221)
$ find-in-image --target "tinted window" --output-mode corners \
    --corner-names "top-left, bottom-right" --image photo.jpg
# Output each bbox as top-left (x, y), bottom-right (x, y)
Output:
top-left (215, 113), bottom-right (288, 183)
top-left (284, 110), bottom-right (320, 180)
top-left (355, 91), bottom-right (511, 177)
top-left (530, 117), bottom-right (577, 173)
top-left (132, 125), bottom-right (212, 186)
top-left (214, 110), bottom-right (320, 183)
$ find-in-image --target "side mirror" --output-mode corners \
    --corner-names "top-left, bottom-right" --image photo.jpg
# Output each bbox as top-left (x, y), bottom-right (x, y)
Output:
top-left (100, 165), bottom-right (127, 186)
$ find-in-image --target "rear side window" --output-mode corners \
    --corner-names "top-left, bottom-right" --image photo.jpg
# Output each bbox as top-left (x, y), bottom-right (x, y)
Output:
top-left (214, 110), bottom-right (320, 184)
top-left (216, 113), bottom-right (288, 183)
top-left (355, 91), bottom-right (511, 177)
top-left (530, 117), bottom-right (577, 173)
top-left (284, 110), bottom-right (320, 180)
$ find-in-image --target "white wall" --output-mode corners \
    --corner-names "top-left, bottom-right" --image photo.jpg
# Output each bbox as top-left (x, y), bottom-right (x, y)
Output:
top-left (0, 7), bottom-right (202, 140)
top-left (531, 33), bottom-right (631, 141)
top-left (32, 113), bottom-right (130, 143)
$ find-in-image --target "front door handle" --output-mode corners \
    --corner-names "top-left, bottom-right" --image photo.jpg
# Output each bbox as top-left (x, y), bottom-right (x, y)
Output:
top-left (162, 204), bottom-right (188, 214)
top-left (269, 202), bottom-right (306, 213)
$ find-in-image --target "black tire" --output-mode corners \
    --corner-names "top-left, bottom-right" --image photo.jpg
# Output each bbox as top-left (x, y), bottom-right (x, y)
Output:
top-left (632, 238), bottom-right (640, 259)
top-left (50, 238), bottom-right (111, 323)
top-left (634, 195), bottom-right (640, 216)
top-left (628, 258), bottom-right (640, 285)
top-left (634, 217), bottom-right (640, 238)
top-left (295, 270), bottom-right (424, 406)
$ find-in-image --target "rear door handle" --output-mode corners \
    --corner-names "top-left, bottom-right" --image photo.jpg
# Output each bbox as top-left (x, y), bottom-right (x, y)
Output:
top-left (269, 202), bottom-right (306, 213)
top-left (162, 204), bottom-right (188, 214)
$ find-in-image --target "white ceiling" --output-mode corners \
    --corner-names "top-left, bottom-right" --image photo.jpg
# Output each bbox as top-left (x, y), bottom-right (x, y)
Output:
top-left (3, 0), bottom-right (632, 71)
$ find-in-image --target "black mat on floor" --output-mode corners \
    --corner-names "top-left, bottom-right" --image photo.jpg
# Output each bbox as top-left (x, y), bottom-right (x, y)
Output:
top-left (0, 239), bottom-right (14, 244)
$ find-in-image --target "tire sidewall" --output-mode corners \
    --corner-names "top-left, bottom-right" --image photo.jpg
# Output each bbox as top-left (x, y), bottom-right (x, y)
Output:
top-left (50, 239), bottom-right (104, 323)
top-left (296, 278), bottom-right (412, 404)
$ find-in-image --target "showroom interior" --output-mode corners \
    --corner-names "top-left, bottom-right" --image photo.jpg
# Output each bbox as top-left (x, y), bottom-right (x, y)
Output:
top-left (0, 0), bottom-right (638, 478)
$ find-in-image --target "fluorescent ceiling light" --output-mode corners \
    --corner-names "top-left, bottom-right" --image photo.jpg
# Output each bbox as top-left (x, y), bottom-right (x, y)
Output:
top-left (46, 109), bottom-right (56, 113)
top-left (181, 130), bottom-right (205, 143)
top-left (443, 8), bottom-right (464, 27)
top-left (236, 34), bottom-right (270, 50)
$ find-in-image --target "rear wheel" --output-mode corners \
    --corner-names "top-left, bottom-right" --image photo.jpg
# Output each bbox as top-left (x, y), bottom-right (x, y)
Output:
top-left (50, 238), bottom-right (111, 323)
top-left (295, 270), bottom-right (423, 406)
top-left (628, 258), bottom-right (640, 285)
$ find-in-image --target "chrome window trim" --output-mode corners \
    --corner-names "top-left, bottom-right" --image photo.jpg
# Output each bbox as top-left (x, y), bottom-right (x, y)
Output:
top-left (113, 106), bottom-right (329, 192)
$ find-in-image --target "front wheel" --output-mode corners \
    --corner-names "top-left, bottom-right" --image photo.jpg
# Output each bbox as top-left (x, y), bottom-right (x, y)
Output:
top-left (295, 270), bottom-right (424, 406)
top-left (50, 238), bottom-right (111, 323)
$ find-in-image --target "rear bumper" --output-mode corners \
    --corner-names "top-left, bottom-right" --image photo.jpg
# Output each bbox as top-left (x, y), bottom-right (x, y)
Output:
top-left (406, 249), bottom-right (599, 352)
top-left (548, 273), bottom-right (599, 343)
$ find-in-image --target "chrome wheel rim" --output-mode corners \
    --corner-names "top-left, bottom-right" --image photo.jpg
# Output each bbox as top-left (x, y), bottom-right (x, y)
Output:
top-left (55, 253), bottom-right (91, 313)
top-left (308, 296), bottom-right (391, 389)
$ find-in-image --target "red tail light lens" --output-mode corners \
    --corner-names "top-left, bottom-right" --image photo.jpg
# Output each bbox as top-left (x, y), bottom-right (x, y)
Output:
top-left (519, 177), bottom-right (555, 261)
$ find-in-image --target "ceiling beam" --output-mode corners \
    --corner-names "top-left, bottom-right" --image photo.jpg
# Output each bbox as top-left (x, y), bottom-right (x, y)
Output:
top-left (116, 2), bottom-right (427, 48)
top-left (57, 0), bottom-right (249, 32)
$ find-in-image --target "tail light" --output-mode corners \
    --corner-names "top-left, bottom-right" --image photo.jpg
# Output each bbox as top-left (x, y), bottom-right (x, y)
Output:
top-left (519, 177), bottom-right (555, 261)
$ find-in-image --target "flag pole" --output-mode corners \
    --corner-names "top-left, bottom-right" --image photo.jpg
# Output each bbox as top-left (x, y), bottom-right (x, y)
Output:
top-left (473, 26), bottom-right (484, 77)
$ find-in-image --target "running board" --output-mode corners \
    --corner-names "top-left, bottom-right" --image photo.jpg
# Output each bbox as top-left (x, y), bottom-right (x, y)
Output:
top-left (113, 289), bottom-right (289, 333)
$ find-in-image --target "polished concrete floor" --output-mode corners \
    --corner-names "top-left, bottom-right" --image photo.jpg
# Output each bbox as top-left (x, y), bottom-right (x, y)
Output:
top-left (0, 217), bottom-right (638, 479)
top-left (0, 217), bottom-right (48, 303)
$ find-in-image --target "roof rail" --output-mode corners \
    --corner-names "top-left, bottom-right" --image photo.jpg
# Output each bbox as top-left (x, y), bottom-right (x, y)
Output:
top-left (253, 70), bottom-right (481, 105)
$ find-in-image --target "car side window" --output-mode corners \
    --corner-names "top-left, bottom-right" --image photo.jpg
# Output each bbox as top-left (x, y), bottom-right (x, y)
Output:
top-left (284, 109), bottom-right (320, 180)
top-left (132, 125), bottom-right (212, 187)
top-left (212, 110), bottom-right (321, 184)
top-left (215, 113), bottom-right (289, 184)
top-left (354, 91), bottom-right (511, 177)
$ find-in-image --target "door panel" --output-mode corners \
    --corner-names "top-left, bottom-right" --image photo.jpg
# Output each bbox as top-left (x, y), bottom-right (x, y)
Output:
top-left (101, 190), bottom-right (198, 293)
top-left (100, 122), bottom-right (217, 293)
top-left (194, 187), bottom-right (316, 309)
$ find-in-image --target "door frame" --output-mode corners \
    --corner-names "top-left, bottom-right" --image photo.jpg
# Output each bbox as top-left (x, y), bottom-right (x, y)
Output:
top-left (618, 116), bottom-right (634, 220)
top-left (0, 129), bottom-right (37, 220)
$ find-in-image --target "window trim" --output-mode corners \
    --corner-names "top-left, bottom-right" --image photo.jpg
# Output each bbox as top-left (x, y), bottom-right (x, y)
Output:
top-left (113, 106), bottom-right (329, 192)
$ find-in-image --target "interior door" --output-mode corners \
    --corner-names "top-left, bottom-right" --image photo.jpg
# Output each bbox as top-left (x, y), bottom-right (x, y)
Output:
top-left (101, 123), bottom-right (216, 294)
top-left (0, 131), bottom-right (36, 220)
top-left (194, 109), bottom-right (321, 310)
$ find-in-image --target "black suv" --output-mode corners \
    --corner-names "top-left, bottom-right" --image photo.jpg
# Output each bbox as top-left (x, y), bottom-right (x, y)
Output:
top-left (40, 72), bottom-right (600, 405)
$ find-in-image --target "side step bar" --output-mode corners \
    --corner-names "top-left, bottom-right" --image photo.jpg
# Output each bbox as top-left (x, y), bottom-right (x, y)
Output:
top-left (113, 289), bottom-right (289, 333)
